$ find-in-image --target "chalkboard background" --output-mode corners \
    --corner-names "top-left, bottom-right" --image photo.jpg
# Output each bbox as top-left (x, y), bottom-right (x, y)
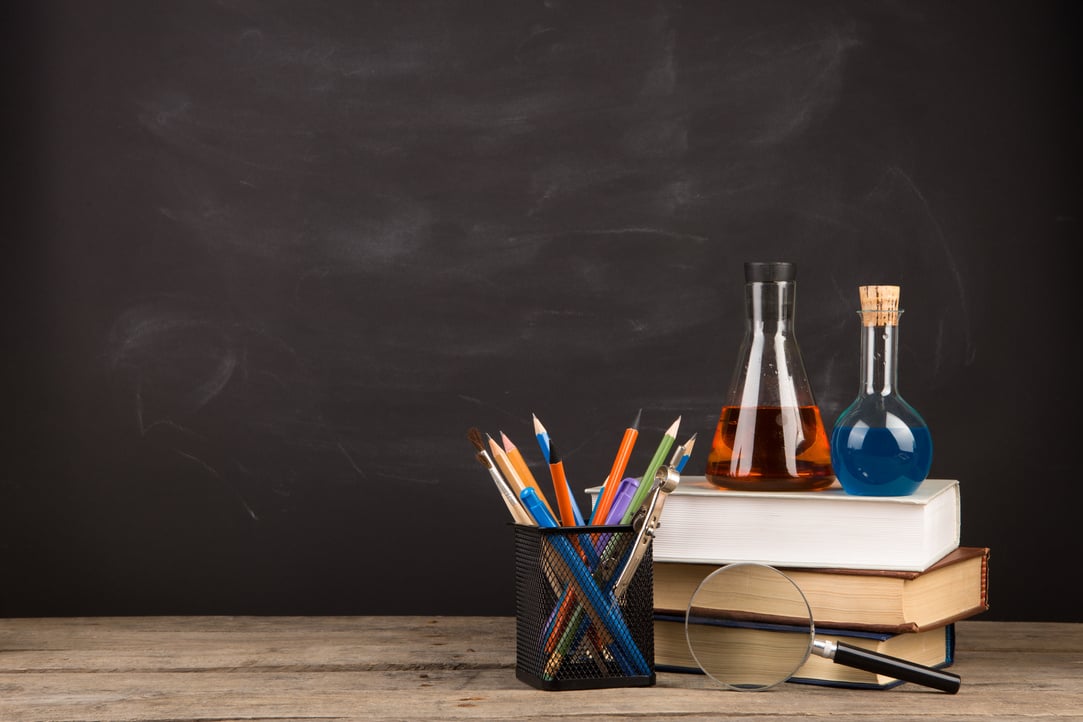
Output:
top-left (5, 1), bottom-right (1079, 621)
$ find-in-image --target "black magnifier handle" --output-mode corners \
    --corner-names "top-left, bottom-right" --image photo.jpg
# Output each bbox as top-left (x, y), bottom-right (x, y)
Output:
top-left (813, 640), bottom-right (961, 694)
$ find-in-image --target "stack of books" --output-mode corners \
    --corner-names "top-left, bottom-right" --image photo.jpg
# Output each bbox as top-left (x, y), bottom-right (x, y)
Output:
top-left (593, 477), bottom-right (990, 689)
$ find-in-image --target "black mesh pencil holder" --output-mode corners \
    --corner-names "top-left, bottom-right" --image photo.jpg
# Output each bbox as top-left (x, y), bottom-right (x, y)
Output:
top-left (512, 523), bottom-right (655, 690)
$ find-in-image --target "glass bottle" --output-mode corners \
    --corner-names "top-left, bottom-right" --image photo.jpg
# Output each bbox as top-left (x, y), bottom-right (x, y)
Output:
top-left (830, 285), bottom-right (932, 496)
top-left (705, 262), bottom-right (835, 491)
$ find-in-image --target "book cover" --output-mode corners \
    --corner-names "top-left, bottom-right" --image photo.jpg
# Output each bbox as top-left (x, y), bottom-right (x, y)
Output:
top-left (618, 477), bottom-right (961, 571)
top-left (653, 546), bottom-right (990, 634)
top-left (654, 614), bottom-right (956, 690)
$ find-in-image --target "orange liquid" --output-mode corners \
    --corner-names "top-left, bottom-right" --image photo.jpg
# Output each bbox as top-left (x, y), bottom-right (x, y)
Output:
top-left (705, 405), bottom-right (835, 491)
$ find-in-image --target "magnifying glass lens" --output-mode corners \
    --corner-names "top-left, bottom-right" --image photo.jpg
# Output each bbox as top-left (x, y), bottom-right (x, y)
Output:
top-left (684, 563), bottom-right (814, 691)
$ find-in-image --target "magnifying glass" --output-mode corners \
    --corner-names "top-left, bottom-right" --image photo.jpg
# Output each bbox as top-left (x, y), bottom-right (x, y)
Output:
top-left (684, 563), bottom-right (961, 694)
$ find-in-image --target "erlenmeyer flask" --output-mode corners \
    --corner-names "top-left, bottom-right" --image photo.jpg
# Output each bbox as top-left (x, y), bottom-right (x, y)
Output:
top-left (705, 262), bottom-right (835, 491)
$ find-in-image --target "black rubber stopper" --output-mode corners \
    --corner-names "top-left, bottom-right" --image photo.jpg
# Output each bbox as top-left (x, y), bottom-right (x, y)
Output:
top-left (745, 261), bottom-right (796, 283)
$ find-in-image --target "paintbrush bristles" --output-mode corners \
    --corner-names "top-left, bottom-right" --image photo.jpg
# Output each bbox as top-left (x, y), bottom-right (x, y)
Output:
top-left (467, 427), bottom-right (486, 452)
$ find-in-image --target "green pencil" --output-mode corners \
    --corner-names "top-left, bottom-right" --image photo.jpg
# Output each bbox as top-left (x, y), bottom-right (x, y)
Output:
top-left (620, 416), bottom-right (680, 525)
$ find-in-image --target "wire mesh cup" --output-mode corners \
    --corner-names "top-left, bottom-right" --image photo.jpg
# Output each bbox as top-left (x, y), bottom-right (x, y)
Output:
top-left (512, 523), bottom-right (655, 690)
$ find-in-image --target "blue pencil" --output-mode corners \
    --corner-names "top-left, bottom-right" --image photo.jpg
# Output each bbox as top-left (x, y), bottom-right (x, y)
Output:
top-left (532, 412), bottom-right (551, 462)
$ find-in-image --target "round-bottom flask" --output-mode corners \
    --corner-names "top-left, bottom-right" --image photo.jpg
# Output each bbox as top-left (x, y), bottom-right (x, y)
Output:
top-left (830, 286), bottom-right (932, 496)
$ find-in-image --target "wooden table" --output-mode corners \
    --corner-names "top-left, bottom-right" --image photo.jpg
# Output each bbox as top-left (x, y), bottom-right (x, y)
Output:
top-left (1, 617), bottom-right (1079, 721)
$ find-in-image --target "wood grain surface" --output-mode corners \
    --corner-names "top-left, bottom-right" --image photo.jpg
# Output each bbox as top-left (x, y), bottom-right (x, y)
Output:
top-left (1, 617), bottom-right (1079, 721)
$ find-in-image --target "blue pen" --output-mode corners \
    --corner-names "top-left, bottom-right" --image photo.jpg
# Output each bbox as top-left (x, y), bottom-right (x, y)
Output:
top-left (521, 487), bottom-right (559, 527)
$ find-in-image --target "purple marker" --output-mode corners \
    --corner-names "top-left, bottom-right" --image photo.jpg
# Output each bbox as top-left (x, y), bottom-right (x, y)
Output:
top-left (604, 477), bottom-right (640, 526)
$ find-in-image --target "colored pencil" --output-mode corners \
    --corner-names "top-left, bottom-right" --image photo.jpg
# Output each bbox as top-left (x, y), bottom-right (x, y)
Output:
top-left (532, 413), bottom-right (551, 462)
top-left (620, 416), bottom-right (680, 525)
top-left (547, 441), bottom-right (580, 527)
top-left (535, 413), bottom-right (583, 525)
top-left (665, 431), bottom-right (696, 477)
top-left (588, 409), bottom-right (641, 524)
top-left (488, 433), bottom-right (529, 500)
top-left (501, 431), bottom-right (556, 518)
top-left (467, 428), bottom-right (533, 525)
top-left (675, 432), bottom-right (697, 472)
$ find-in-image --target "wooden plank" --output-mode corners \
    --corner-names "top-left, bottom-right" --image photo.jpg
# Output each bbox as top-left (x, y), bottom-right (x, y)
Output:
top-left (0, 616), bottom-right (516, 672)
top-left (0, 618), bottom-right (1080, 721)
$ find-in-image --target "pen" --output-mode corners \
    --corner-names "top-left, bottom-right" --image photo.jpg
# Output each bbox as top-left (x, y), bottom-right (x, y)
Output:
top-left (526, 481), bottom-right (612, 653)
top-left (588, 409), bottom-right (641, 525)
top-left (520, 486), bottom-right (559, 527)
top-left (591, 476), bottom-right (637, 556)
top-left (603, 477), bottom-right (640, 526)
top-left (621, 416), bottom-right (680, 525)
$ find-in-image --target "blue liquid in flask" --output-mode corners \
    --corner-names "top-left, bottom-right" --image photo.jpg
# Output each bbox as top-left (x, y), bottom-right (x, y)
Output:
top-left (830, 421), bottom-right (932, 496)
top-left (830, 285), bottom-right (933, 497)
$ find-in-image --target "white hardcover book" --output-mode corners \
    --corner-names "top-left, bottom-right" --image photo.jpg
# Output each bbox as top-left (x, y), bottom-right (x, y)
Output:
top-left (588, 477), bottom-right (960, 572)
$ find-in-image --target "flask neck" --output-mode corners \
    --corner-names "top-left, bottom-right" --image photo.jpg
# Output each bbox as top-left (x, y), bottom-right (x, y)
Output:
top-left (746, 281), bottom-right (796, 331)
top-left (859, 318), bottom-right (901, 396)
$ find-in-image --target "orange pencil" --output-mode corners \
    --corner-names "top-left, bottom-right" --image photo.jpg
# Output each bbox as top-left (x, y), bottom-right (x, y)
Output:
top-left (588, 409), bottom-right (641, 524)
top-left (547, 441), bottom-right (579, 526)
top-left (487, 433), bottom-right (537, 523)
top-left (501, 431), bottom-right (556, 518)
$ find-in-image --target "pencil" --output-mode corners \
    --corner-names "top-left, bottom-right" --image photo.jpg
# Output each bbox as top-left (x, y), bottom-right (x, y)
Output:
top-left (501, 431), bottom-right (556, 518)
top-left (532, 413), bottom-right (551, 462)
top-left (533, 414), bottom-right (583, 525)
top-left (488, 433), bottom-right (528, 500)
top-left (675, 432), bottom-right (697, 472)
top-left (620, 416), bottom-right (680, 525)
top-left (547, 441), bottom-right (580, 527)
top-left (588, 409), bottom-right (641, 524)
top-left (467, 428), bottom-right (533, 525)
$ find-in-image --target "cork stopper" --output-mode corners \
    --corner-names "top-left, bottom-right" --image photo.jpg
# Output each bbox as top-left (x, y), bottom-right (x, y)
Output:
top-left (859, 285), bottom-right (901, 326)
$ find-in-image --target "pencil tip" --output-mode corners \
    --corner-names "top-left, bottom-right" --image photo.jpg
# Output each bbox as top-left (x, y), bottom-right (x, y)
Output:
top-left (500, 430), bottom-right (514, 450)
top-left (667, 416), bottom-right (681, 434)
top-left (632, 408), bottom-right (642, 429)
top-left (547, 440), bottom-right (560, 464)
top-left (532, 413), bottom-right (546, 433)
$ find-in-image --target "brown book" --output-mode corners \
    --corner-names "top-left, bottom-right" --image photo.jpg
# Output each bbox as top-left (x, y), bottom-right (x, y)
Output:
top-left (654, 546), bottom-right (990, 634)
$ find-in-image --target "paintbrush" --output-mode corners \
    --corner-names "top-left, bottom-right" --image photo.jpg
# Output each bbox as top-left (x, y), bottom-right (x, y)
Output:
top-left (468, 427), bottom-right (533, 525)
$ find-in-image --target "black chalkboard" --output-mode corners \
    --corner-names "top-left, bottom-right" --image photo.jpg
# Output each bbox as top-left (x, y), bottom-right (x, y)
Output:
top-left (4, 0), bottom-right (1080, 621)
